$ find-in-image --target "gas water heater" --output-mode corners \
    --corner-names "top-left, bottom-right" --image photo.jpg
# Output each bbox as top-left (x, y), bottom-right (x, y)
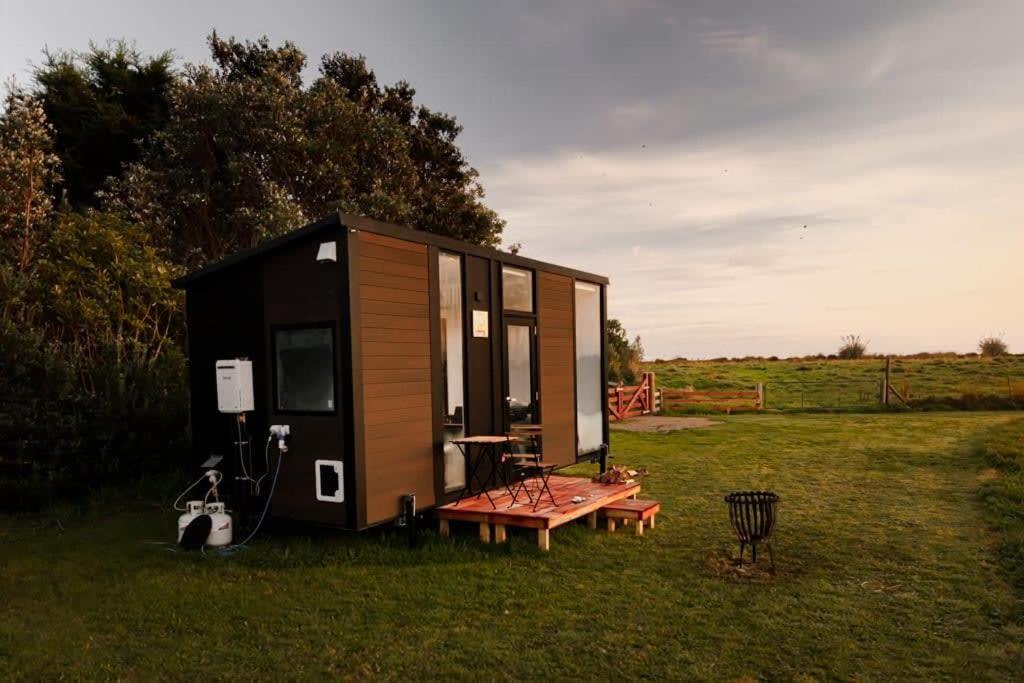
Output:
top-left (215, 359), bottom-right (254, 413)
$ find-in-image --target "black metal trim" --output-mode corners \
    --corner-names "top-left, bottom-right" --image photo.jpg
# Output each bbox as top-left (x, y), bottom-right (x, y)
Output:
top-left (570, 278), bottom-right (579, 462)
top-left (437, 248), bottom-right (471, 500)
top-left (269, 321), bottom-right (339, 416)
top-left (600, 284), bottom-right (610, 471)
top-left (489, 259), bottom-right (503, 435)
top-left (335, 226), bottom-right (357, 528)
top-left (345, 229), bottom-right (368, 530)
top-left (501, 315), bottom-right (540, 433)
top-left (499, 264), bottom-right (538, 316)
top-left (173, 214), bottom-right (342, 288)
top-left (174, 211), bottom-right (609, 289)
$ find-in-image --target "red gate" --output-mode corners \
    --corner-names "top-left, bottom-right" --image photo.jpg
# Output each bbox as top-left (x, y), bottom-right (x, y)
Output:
top-left (608, 372), bottom-right (658, 421)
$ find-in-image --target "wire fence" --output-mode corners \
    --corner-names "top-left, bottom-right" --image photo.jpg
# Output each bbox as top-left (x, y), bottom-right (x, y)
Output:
top-left (657, 378), bottom-right (1024, 412)
top-left (758, 381), bottom-right (883, 411)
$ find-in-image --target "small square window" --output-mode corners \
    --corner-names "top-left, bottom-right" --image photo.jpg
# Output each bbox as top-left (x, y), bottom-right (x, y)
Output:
top-left (274, 327), bottom-right (335, 412)
top-left (502, 266), bottom-right (533, 312)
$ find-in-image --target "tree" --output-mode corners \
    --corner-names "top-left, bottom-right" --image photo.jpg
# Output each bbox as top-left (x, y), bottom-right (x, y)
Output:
top-left (608, 319), bottom-right (644, 384)
top-left (838, 334), bottom-right (867, 359)
top-left (111, 34), bottom-right (504, 268)
top-left (320, 53), bottom-right (503, 247)
top-left (34, 42), bottom-right (173, 208)
top-left (1, 82), bottom-right (186, 495)
top-left (978, 335), bottom-right (1008, 357)
top-left (0, 209), bottom-right (186, 493)
top-left (36, 210), bottom-right (182, 372)
top-left (0, 88), bottom-right (61, 273)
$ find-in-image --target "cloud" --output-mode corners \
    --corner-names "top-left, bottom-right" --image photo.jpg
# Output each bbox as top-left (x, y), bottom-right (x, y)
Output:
top-left (484, 97), bottom-right (1024, 358)
top-left (697, 27), bottom-right (824, 83)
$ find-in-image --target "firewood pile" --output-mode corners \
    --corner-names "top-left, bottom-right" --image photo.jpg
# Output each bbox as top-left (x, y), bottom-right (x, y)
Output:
top-left (592, 465), bottom-right (648, 485)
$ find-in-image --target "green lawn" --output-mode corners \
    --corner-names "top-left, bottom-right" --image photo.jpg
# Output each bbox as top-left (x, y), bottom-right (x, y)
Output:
top-left (2, 413), bottom-right (1023, 680)
top-left (647, 355), bottom-right (1024, 410)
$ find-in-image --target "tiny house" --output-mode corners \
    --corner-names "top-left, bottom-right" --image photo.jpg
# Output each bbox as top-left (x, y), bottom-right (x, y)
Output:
top-left (173, 212), bottom-right (609, 530)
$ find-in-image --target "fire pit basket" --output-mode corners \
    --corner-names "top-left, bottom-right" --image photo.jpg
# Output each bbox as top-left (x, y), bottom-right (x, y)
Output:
top-left (724, 490), bottom-right (779, 566)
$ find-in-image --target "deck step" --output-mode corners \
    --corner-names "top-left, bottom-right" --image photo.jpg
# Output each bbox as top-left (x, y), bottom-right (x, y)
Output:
top-left (599, 499), bottom-right (660, 535)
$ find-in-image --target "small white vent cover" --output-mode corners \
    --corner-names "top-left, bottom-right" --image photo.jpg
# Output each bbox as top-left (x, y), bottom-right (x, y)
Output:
top-left (316, 241), bottom-right (337, 262)
top-left (315, 459), bottom-right (344, 503)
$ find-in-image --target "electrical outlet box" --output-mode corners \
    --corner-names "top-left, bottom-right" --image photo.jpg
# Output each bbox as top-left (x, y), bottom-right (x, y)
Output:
top-left (215, 359), bottom-right (254, 413)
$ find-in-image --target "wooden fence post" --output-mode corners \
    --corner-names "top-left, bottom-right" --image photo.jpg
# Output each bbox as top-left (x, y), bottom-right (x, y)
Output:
top-left (647, 372), bottom-right (657, 414)
top-left (756, 383), bottom-right (764, 410)
top-left (882, 357), bottom-right (891, 406)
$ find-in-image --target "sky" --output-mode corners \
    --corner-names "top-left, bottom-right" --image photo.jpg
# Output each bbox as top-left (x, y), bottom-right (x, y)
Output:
top-left (2, 0), bottom-right (1022, 359)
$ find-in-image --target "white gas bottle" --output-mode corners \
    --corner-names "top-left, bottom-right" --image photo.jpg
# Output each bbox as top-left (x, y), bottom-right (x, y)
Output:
top-left (177, 500), bottom-right (205, 542)
top-left (203, 502), bottom-right (233, 546)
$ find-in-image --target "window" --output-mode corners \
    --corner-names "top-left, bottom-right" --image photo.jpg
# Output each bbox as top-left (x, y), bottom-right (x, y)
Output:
top-left (506, 322), bottom-right (536, 425)
top-left (274, 326), bottom-right (335, 412)
top-left (502, 266), bottom-right (533, 312)
top-left (439, 253), bottom-right (466, 492)
top-left (575, 282), bottom-right (602, 454)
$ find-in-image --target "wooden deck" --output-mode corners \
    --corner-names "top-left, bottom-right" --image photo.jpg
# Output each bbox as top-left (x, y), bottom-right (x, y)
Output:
top-left (436, 475), bottom-right (641, 550)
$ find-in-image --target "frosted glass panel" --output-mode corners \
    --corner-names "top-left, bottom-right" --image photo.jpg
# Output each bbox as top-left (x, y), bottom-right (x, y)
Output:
top-left (506, 324), bottom-right (535, 425)
top-left (502, 266), bottom-right (533, 312)
top-left (439, 252), bottom-right (465, 491)
top-left (575, 282), bottom-right (602, 454)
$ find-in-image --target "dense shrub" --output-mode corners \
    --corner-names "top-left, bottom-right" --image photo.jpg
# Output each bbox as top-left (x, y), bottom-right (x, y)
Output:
top-left (838, 334), bottom-right (867, 359)
top-left (607, 319), bottom-right (644, 384)
top-left (979, 336), bottom-right (1009, 357)
top-left (0, 212), bottom-right (190, 510)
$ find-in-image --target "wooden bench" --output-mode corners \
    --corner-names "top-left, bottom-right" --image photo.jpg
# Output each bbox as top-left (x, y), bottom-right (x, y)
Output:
top-left (598, 499), bottom-right (660, 535)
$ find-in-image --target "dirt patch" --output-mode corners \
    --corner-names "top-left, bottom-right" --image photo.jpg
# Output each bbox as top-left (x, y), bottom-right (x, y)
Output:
top-left (611, 416), bottom-right (722, 432)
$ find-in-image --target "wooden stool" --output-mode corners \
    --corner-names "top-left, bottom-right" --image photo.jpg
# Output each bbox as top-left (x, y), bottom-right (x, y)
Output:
top-left (599, 499), bottom-right (660, 536)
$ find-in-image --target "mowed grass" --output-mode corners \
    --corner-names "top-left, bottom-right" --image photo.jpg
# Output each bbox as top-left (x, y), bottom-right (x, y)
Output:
top-left (647, 355), bottom-right (1024, 410)
top-left (2, 413), bottom-right (1023, 680)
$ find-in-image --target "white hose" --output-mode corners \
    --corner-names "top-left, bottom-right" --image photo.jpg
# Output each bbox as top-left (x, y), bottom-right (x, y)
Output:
top-left (173, 471), bottom-right (219, 512)
top-left (253, 436), bottom-right (272, 496)
top-left (236, 418), bottom-right (252, 483)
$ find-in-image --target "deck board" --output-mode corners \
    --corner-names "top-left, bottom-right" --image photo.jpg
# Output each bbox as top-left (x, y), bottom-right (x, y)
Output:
top-left (436, 475), bottom-right (641, 530)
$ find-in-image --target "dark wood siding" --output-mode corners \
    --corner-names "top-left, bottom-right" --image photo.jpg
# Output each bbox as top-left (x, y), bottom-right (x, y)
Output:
top-left (262, 232), bottom-right (349, 527)
top-left (465, 255), bottom-right (496, 437)
top-left (537, 271), bottom-right (576, 467)
top-left (356, 231), bottom-right (436, 525)
top-left (185, 265), bottom-right (265, 474)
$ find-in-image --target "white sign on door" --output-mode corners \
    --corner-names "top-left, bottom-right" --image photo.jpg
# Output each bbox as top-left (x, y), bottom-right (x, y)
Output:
top-left (472, 309), bottom-right (489, 338)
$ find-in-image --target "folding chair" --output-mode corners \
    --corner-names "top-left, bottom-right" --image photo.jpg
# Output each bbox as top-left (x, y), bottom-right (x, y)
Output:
top-left (506, 426), bottom-right (557, 511)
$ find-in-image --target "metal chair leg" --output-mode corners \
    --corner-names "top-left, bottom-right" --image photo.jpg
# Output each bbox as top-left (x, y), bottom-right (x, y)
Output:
top-left (509, 473), bottom-right (534, 508)
top-left (532, 469), bottom-right (556, 511)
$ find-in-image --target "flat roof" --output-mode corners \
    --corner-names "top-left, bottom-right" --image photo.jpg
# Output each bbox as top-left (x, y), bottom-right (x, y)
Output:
top-left (172, 211), bottom-right (609, 288)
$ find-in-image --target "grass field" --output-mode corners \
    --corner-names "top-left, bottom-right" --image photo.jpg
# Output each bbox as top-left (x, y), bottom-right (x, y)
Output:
top-left (647, 355), bottom-right (1024, 411)
top-left (2, 413), bottom-right (1023, 680)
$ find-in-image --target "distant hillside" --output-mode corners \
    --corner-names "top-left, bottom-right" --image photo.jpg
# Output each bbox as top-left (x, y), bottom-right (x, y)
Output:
top-left (644, 355), bottom-right (1024, 411)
